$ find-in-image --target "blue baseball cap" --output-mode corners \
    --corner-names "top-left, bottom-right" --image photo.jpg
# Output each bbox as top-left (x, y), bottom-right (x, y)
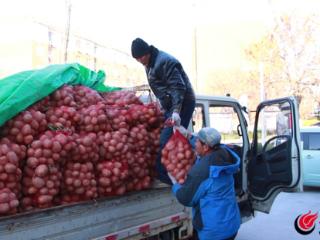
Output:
top-left (197, 127), bottom-right (221, 147)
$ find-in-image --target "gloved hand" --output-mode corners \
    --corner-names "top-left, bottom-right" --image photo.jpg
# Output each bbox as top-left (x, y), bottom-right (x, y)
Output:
top-left (171, 112), bottom-right (181, 126)
top-left (167, 172), bottom-right (177, 185)
top-left (174, 126), bottom-right (190, 138)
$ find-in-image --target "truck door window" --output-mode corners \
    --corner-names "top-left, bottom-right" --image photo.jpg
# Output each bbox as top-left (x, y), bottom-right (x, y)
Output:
top-left (300, 133), bottom-right (308, 150)
top-left (192, 104), bottom-right (205, 132)
top-left (208, 105), bottom-right (243, 147)
top-left (304, 133), bottom-right (320, 150)
top-left (256, 102), bottom-right (292, 154)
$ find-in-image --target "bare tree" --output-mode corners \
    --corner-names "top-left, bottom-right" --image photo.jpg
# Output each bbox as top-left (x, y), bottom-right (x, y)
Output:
top-left (245, 12), bottom-right (320, 117)
top-left (272, 14), bottom-right (320, 103)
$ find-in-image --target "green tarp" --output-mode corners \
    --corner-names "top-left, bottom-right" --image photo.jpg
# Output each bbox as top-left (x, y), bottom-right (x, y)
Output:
top-left (0, 63), bottom-right (121, 126)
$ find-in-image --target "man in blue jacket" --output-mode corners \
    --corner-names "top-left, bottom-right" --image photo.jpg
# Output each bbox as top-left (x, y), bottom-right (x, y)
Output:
top-left (169, 127), bottom-right (241, 240)
top-left (131, 38), bottom-right (196, 184)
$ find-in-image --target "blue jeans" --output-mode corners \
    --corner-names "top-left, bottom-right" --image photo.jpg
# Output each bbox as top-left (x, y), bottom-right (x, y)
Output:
top-left (156, 97), bottom-right (196, 184)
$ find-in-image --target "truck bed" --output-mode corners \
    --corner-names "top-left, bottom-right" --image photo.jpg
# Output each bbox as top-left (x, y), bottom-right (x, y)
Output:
top-left (0, 187), bottom-right (189, 240)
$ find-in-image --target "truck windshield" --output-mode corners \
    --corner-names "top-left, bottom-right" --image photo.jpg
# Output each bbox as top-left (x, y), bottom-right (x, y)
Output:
top-left (209, 105), bottom-right (243, 147)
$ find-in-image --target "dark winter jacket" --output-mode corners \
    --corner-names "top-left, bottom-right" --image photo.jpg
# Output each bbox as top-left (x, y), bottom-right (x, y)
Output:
top-left (172, 145), bottom-right (241, 240)
top-left (146, 46), bottom-right (195, 114)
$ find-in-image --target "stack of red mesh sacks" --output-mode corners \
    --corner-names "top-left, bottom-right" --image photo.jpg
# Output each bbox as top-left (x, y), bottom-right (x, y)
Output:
top-left (0, 138), bottom-right (26, 215)
top-left (97, 91), bottom-right (134, 197)
top-left (21, 130), bottom-right (75, 210)
top-left (60, 133), bottom-right (99, 204)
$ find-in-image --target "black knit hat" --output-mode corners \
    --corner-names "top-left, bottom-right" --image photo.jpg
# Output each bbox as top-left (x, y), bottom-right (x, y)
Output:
top-left (131, 38), bottom-right (150, 58)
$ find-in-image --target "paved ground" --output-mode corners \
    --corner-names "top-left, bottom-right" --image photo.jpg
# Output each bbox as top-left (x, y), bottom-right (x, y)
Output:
top-left (236, 187), bottom-right (320, 240)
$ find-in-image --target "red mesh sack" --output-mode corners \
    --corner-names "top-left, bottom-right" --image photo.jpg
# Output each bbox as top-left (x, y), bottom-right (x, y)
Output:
top-left (161, 130), bottom-right (196, 184)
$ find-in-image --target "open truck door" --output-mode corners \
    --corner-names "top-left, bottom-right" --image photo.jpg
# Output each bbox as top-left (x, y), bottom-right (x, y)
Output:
top-left (248, 97), bottom-right (302, 213)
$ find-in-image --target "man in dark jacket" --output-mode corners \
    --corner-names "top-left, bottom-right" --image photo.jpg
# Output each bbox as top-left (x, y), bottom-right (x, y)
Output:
top-left (131, 38), bottom-right (196, 184)
top-left (169, 127), bottom-right (241, 240)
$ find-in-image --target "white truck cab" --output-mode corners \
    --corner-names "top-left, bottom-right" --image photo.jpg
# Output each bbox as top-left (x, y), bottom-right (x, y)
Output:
top-left (193, 95), bottom-right (302, 218)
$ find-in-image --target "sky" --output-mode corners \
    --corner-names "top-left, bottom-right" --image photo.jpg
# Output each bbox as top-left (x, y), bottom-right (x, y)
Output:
top-left (0, 0), bottom-right (271, 43)
top-left (1, 0), bottom-right (320, 75)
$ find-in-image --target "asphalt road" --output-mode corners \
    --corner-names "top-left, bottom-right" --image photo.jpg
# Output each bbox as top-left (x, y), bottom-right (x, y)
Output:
top-left (236, 187), bottom-right (320, 240)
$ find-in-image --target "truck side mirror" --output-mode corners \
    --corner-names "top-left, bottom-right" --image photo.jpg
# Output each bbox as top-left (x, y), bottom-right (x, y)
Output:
top-left (242, 106), bottom-right (248, 114)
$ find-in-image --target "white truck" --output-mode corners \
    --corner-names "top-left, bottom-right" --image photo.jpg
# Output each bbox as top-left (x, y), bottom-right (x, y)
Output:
top-left (0, 95), bottom-right (302, 240)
